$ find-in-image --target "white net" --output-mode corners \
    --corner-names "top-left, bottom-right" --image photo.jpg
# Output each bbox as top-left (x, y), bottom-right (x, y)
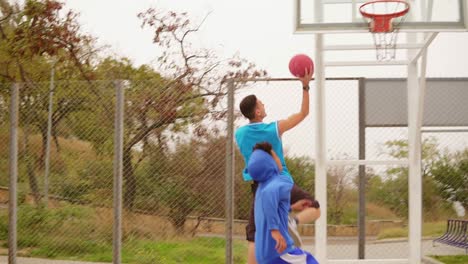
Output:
top-left (372, 31), bottom-right (400, 60)
top-left (360, 0), bottom-right (410, 60)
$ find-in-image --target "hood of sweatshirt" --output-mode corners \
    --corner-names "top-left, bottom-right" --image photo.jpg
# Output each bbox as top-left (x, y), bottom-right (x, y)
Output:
top-left (247, 149), bottom-right (279, 183)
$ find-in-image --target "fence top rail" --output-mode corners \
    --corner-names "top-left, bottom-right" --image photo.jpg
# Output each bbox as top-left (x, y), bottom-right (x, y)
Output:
top-left (228, 77), bottom-right (364, 82)
top-left (228, 77), bottom-right (468, 83)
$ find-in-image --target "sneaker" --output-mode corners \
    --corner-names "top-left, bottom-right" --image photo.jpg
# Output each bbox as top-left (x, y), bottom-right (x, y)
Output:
top-left (288, 214), bottom-right (303, 248)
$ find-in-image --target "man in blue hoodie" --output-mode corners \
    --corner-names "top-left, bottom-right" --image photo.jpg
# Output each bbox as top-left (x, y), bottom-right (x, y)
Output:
top-left (248, 142), bottom-right (318, 264)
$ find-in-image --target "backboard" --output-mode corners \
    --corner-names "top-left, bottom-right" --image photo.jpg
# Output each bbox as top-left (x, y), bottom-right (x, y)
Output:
top-left (294, 0), bottom-right (468, 33)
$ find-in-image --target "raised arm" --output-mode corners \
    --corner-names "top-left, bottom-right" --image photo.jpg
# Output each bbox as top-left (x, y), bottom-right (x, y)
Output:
top-left (278, 68), bottom-right (313, 136)
top-left (271, 150), bottom-right (283, 172)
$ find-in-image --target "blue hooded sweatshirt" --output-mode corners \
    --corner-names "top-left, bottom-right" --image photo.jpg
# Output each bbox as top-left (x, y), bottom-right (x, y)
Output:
top-left (248, 149), bottom-right (295, 264)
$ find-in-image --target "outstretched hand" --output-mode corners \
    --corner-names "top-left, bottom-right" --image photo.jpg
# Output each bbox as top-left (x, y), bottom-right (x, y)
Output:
top-left (299, 67), bottom-right (313, 88)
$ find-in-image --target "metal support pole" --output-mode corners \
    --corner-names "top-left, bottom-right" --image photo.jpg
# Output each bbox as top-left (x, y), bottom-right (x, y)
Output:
top-left (113, 81), bottom-right (124, 264)
top-left (9, 83), bottom-right (19, 264)
top-left (225, 80), bottom-right (235, 264)
top-left (408, 59), bottom-right (422, 264)
top-left (358, 78), bottom-right (366, 259)
top-left (44, 62), bottom-right (56, 207)
top-left (315, 33), bottom-right (327, 264)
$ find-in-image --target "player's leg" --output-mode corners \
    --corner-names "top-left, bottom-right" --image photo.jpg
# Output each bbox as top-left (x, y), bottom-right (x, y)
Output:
top-left (288, 184), bottom-right (320, 247)
top-left (287, 214), bottom-right (303, 247)
top-left (247, 242), bottom-right (257, 264)
top-left (290, 184), bottom-right (321, 224)
top-left (296, 206), bottom-right (321, 224)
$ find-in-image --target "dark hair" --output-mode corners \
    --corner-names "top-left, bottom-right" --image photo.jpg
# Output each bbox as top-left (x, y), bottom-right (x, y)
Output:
top-left (253, 142), bottom-right (272, 155)
top-left (239, 94), bottom-right (257, 120)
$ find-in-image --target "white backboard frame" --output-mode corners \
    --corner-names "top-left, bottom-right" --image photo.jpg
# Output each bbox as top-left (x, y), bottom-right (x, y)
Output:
top-left (294, 0), bottom-right (468, 33)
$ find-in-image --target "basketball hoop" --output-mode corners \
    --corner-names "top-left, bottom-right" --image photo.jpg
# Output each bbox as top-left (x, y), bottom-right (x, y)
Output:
top-left (360, 0), bottom-right (410, 60)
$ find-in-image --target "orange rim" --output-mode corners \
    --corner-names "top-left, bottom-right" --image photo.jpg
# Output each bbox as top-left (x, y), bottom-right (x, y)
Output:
top-left (359, 0), bottom-right (410, 20)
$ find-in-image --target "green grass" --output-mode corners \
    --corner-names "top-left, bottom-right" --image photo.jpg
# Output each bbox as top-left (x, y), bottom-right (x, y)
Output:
top-left (0, 205), bottom-right (247, 263)
top-left (120, 237), bottom-right (247, 264)
top-left (377, 227), bottom-right (408, 240)
top-left (433, 255), bottom-right (468, 264)
top-left (422, 222), bottom-right (448, 237)
top-left (25, 237), bottom-right (247, 264)
top-left (377, 221), bottom-right (446, 240)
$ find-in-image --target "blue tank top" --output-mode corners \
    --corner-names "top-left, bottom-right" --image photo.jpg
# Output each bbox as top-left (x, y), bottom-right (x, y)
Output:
top-left (234, 121), bottom-right (293, 182)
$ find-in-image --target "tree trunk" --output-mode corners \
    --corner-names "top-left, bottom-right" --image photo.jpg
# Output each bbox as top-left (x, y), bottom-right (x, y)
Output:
top-left (23, 126), bottom-right (42, 205)
top-left (53, 132), bottom-right (60, 152)
top-left (38, 127), bottom-right (47, 170)
top-left (170, 207), bottom-right (188, 235)
top-left (123, 148), bottom-right (137, 210)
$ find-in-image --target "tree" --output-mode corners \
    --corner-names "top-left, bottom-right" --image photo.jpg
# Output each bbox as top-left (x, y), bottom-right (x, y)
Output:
top-left (104, 8), bottom-right (266, 210)
top-left (286, 155), bottom-right (315, 193)
top-left (139, 133), bottom-right (229, 234)
top-left (327, 164), bottom-right (355, 224)
top-left (0, 0), bottom-right (99, 205)
top-left (159, 141), bottom-right (205, 234)
top-left (0, 0), bottom-right (98, 83)
top-left (432, 149), bottom-right (468, 212)
top-left (378, 137), bottom-right (449, 218)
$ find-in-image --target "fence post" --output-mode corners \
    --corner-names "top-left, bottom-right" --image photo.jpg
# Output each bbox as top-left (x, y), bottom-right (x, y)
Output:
top-left (9, 83), bottom-right (19, 264)
top-left (44, 62), bottom-right (56, 207)
top-left (225, 79), bottom-right (235, 264)
top-left (358, 77), bottom-right (366, 259)
top-left (113, 80), bottom-right (125, 264)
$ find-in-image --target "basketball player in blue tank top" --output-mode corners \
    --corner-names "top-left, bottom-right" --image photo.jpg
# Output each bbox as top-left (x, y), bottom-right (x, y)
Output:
top-left (235, 69), bottom-right (321, 264)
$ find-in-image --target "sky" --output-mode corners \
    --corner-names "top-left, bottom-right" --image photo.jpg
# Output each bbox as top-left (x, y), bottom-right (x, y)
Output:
top-left (64, 0), bottom-right (468, 78)
top-left (65, 0), bottom-right (317, 76)
top-left (62, 0), bottom-right (468, 161)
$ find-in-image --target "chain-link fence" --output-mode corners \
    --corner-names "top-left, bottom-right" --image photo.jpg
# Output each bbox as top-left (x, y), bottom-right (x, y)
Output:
top-left (0, 79), bottom-right (241, 264)
top-left (1, 77), bottom-right (467, 263)
top-left (2, 81), bottom-right (116, 263)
